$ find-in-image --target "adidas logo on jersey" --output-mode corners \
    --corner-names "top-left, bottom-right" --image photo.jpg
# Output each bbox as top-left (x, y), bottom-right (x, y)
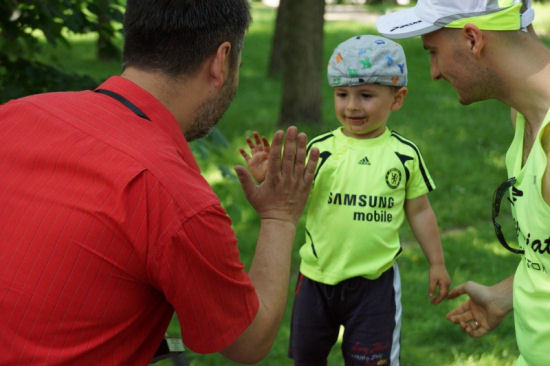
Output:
top-left (358, 156), bottom-right (371, 165)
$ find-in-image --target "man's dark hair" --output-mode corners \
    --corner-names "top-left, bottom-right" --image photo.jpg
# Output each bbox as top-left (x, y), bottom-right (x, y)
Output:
top-left (122, 0), bottom-right (251, 77)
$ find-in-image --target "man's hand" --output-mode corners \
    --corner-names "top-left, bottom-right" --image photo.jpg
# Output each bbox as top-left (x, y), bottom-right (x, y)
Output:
top-left (235, 126), bottom-right (320, 225)
top-left (446, 278), bottom-right (513, 337)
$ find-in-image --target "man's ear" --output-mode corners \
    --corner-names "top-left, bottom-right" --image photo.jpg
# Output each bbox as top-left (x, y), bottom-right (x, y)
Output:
top-left (209, 41), bottom-right (232, 89)
top-left (391, 87), bottom-right (408, 111)
top-left (463, 24), bottom-right (485, 58)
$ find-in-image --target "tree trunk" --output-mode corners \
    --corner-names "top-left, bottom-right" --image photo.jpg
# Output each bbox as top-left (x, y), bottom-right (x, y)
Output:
top-left (279, 0), bottom-right (325, 126)
top-left (267, 0), bottom-right (289, 77)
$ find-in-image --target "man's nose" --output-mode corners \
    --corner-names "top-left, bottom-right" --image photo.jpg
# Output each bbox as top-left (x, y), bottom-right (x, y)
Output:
top-left (430, 59), bottom-right (442, 81)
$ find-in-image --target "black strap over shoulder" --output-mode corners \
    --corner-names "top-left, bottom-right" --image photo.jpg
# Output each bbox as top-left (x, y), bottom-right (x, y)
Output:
top-left (95, 88), bottom-right (151, 121)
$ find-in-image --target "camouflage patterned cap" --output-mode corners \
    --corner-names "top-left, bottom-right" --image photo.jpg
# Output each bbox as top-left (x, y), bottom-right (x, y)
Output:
top-left (327, 35), bottom-right (407, 87)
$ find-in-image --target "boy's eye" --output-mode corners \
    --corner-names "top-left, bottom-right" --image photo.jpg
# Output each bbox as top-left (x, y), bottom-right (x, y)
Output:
top-left (361, 93), bottom-right (372, 98)
top-left (336, 92), bottom-right (347, 98)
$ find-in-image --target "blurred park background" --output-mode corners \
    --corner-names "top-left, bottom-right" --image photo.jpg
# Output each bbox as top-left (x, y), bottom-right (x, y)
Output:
top-left (1, 0), bottom-right (549, 365)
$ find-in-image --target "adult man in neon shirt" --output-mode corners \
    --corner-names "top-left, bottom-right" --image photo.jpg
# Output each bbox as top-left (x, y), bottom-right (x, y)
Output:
top-left (0, 1), bottom-right (319, 364)
top-left (377, 0), bottom-right (550, 365)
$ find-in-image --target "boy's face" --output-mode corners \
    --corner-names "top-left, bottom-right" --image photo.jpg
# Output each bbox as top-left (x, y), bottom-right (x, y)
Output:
top-left (334, 84), bottom-right (406, 139)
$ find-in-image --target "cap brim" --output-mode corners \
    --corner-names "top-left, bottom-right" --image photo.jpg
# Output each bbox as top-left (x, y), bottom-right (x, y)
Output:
top-left (376, 7), bottom-right (441, 39)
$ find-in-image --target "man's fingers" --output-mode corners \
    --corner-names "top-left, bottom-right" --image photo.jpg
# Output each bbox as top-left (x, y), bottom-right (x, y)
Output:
top-left (281, 126), bottom-right (297, 176)
top-left (235, 165), bottom-right (256, 196)
top-left (304, 147), bottom-right (320, 184)
top-left (447, 283), bottom-right (467, 299)
top-left (267, 130), bottom-right (284, 179)
top-left (446, 301), bottom-right (473, 323)
top-left (294, 133), bottom-right (307, 177)
top-left (467, 326), bottom-right (487, 338)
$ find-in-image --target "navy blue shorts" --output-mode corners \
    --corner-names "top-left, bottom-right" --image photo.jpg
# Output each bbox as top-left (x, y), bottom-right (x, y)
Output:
top-left (288, 264), bottom-right (402, 366)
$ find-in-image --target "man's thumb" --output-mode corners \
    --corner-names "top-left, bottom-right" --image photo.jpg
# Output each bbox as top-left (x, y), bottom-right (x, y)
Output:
top-left (234, 165), bottom-right (255, 196)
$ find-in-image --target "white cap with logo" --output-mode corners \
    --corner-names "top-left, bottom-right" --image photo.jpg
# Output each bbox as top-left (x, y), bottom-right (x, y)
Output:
top-left (376, 0), bottom-right (535, 39)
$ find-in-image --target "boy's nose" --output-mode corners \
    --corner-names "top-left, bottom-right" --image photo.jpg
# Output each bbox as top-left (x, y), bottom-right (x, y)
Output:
top-left (346, 96), bottom-right (360, 110)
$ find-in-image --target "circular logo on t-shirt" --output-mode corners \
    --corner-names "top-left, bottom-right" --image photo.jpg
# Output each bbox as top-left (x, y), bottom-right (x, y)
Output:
top-left (385, 168), bottom-right (401, 189)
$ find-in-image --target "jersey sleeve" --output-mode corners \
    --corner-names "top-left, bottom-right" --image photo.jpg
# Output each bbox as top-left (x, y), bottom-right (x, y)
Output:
top-left (405, 143), bottom-right (435, 199)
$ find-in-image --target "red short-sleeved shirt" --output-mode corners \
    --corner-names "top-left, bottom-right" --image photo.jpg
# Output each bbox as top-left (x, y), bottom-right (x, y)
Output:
top-left (0, 76), bottom-right (259, 365)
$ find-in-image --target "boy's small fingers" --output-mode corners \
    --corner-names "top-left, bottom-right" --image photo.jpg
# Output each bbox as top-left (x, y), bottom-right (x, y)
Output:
top-left (246, 136), bottom-right (255, 150)
top-left (432, 289), bottom-right (445, 304)
top-left (262, 136), bottom-right (270, 149)
top-left (440, 282), bottom-right (450, 299)
top-left (239, 148), bottom-right (250, 161)
top-left (428, 280), bottom-right (436, 297)
top-left (253, 132), bottom-right (261, 145)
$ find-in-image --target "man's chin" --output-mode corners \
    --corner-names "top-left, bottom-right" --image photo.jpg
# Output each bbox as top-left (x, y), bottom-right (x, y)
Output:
top-left (456, 91), bottom-right (476, 106)
top-left (184, 126), bottom-right (215, 142)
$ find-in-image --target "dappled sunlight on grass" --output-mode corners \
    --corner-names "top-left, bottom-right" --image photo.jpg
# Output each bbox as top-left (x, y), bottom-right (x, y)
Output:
top-left (448, 350), bottom-right (515, 366)
top-left (533, 3), bottom-right (550, 36)
top-left (398, 223), bottom-right (519, 365)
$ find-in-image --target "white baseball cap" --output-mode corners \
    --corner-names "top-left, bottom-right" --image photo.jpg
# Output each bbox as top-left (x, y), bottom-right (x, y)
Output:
top-left (376, 0), bottom-right (535, 39)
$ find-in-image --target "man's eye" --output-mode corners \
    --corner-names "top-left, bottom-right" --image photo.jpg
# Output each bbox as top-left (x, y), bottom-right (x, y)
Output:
top-left (362, 94), bottom-right (372, 98)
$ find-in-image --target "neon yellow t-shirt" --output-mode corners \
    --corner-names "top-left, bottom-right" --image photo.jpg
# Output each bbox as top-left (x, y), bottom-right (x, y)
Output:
top-left (506, 109), bottom-right (550, 366)
top-left (299, 127), bottom-right (435, 284)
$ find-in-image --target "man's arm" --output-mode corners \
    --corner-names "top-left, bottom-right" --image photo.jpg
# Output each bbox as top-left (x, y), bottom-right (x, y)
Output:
top-left (405, 195), bottom-right (450, 304)
top-left (220, 127), bottom-right (319, 364)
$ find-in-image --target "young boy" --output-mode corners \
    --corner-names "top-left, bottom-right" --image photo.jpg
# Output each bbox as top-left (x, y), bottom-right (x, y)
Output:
top-left (240, 35), bottom-right (450, 366)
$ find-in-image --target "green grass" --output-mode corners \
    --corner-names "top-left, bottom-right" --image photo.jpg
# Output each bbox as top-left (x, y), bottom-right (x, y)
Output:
top-left (33, 3), bottom-right (550, 365)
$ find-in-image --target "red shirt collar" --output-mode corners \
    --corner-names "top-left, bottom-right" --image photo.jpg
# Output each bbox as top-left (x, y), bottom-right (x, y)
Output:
top-left (96, 76), bottom-right (199, 171)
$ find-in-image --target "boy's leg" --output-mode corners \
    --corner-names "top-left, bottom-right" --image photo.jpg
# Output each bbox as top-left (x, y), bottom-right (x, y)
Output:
top-left (288, 273), bottom-right (340, 366)
top-left (340, 263), bottom-right (402, 366)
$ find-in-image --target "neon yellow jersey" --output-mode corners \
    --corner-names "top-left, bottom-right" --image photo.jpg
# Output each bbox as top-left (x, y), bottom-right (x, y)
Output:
top-left (506, 109), bottom-right (550, 366)
top-left (299, 127), bottom-right (435, 284)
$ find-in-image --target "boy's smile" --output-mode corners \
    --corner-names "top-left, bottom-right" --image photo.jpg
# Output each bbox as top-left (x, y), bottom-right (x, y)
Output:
top-left (334, 84), bottom-right (407, 139)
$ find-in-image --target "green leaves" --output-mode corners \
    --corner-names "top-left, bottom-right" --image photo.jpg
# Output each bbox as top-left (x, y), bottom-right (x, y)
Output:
top-left (0, 0), bottom-right (124, 101)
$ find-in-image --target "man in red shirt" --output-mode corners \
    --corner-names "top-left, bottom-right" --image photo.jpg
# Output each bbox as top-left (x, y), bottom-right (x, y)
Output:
top-left (0, 1), bottom-right (319, 364)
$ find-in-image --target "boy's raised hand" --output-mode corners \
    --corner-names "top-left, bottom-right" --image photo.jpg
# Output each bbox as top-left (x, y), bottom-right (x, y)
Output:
top-left (235, 126), bottom-right (319, 225)
top-left (239, 132), bottom-right (271, 184)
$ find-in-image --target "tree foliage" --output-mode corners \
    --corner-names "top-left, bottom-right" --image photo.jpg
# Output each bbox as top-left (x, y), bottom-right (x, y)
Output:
top-left (0, 0), bottom-right (124, 102)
